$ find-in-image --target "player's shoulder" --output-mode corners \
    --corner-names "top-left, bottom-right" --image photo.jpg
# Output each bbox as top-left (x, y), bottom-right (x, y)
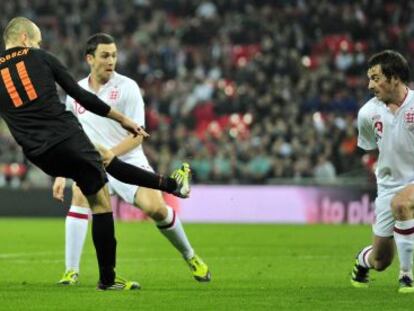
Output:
top-left (358, 97), bottom-right (383, 118)
top-left (112, 72), bottom-right (139, 89)
top-left (26, 47), bottom-right (47, 60)
top-left (77, 76), bottom-right (89, 87)
top-left (407, 89), bottom-right (414, 103)
top-left (28, 47), bottom-right (44, 55)
top-left (28, 47), bottom-right (56, 60)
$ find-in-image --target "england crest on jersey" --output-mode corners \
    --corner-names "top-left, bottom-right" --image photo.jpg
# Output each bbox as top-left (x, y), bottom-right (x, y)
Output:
top-left (108, 87), bottom-right (120, 103)
top-left (405, 108), bottom-right (414, 131)
top-left (372, 114), bottom-right (383, 142)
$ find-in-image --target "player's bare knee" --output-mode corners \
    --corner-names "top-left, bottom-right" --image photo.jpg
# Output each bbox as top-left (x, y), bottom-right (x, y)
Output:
top-left (71, 184), bottom-right (89, 207)
top-left (391, 194), bottom-right (413, 220)
top-left (86, 186), bottom-right (112, 214)
top-left (149, 204), bottom-right (168, 221)
top-left (140, 201), bottom-right (166, 221)
top-left (371, 250), bottom-right (393, 271)
top-left (373, 258), bottom-right (392, 271)
top-left (134, 190), bottom-right (167, 221)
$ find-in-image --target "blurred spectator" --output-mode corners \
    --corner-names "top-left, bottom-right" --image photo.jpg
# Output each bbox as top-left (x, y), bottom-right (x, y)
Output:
top-left (191, 149), bottom-right (212, 183)
top-left (313, 155), bottom-right (337, 183)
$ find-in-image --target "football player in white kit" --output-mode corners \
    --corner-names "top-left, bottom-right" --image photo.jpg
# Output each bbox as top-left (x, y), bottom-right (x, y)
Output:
top-left (351, 50), bottom-right (414, 293)
top-left (53, 33), bottom-right (210, 285)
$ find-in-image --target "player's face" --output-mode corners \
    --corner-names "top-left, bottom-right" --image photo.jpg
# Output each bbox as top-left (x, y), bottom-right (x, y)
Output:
top-left (367, 65), bottom-right (395, 104)
top-left (88, 43), bottom-right (117, 84)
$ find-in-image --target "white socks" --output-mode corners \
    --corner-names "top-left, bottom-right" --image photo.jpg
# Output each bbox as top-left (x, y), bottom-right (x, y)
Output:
top-left (394, 219), bottom-right (414, 278)
top-left (65, 205), bottom-right (90, 273)
top-left (65, 204), bottom-right (195, 272)
top-left (357, 245), bottom-right (373, 269)
top-left (156, 206), bottom-right (194, 260)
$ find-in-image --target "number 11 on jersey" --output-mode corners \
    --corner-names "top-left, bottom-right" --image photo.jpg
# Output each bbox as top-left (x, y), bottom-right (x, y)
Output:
top-left (0, 60), bottom-right (38, 107)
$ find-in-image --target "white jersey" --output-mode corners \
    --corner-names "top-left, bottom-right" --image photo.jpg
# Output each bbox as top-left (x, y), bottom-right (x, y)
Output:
top-left (66, 72), bottom-right (147, 163)
top-left (358, 89), bottom-right (414, 190)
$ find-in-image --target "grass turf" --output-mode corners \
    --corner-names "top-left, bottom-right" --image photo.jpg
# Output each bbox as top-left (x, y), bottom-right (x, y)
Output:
top-left (0, 219), bottom-right (410, 310)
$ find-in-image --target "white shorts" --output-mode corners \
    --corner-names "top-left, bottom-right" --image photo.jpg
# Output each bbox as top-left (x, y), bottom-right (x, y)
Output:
top-left (373, 192), bottom-right (395, 237)
top-left (373, 185), bottom-right (409, 237)
top-left (107, 157), bottom-right (154, 205)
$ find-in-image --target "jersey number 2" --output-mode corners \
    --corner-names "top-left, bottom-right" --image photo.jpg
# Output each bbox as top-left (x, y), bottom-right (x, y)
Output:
top-left (0, 61), bottom-right (38, 107)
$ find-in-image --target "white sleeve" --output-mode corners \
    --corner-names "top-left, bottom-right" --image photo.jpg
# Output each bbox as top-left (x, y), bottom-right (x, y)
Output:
top-left (65, 95), bottom-right (76, 114)
top-left (122, 81), bottom-right (145, 128)
top-left (357, 107), bottom-right (377, 150)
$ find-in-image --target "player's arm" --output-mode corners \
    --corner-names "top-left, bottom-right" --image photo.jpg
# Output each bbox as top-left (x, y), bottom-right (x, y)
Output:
top-left (110, 81), bottom-right (146, 157)
top-left (91, 136), bottom-right (143, 167)
top-left (111, 134), bottom-right (143, 157)
top-left (357, 106), bottom-right (378, 174)
top-left (41, 50), bottom-right (148, 137)
top-left (357, 107), bottom-right (378, 152)
top-left (106, 109), bottom-right (148, 137)
top-left (64, 94), bottom-right (76, 114)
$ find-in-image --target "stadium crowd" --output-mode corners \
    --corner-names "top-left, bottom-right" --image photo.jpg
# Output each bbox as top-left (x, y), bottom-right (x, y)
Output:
top-left (0, 0), bottom-right (412, 187)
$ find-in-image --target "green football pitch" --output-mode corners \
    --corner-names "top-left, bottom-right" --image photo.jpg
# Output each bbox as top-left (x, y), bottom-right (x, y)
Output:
top-left (0, 219), bottom-right (411, 310)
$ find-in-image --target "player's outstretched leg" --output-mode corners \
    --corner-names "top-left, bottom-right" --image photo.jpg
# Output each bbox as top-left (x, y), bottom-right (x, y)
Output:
top-left (169, 163), bottom-right (191, 198)
top-left (96, 145), bottom-right (191, 198)
top-left (105, 157), bottom-right (191, 198)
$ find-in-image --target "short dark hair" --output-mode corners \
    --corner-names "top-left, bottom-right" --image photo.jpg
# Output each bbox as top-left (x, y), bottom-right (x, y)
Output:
top-left (368, 50), bottom-right (410, 84)
top-left (85, 33), bottom-right (115, 56)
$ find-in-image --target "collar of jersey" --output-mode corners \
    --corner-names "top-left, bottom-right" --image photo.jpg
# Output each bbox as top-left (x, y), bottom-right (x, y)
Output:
top-left (84, 71), bottom-right (118, 93)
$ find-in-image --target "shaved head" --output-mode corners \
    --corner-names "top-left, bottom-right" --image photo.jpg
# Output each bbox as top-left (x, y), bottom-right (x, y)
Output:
top-left (3, 17), bottom-right (39, 46)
